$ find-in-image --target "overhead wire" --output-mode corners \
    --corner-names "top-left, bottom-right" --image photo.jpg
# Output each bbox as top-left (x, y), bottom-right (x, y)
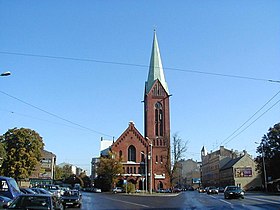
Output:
top-left (219, 89), bottom-right (280, 147)
top-left (1, 50), bottom-right (280, 147)
top-left (0, 51), bottom-right (279, 84)
top-left (224, 97), bottom-right (280, 146)
top-left (0, 108), bottom-right (91, 132)
top-left (0, 90), bottom-right (113, 138)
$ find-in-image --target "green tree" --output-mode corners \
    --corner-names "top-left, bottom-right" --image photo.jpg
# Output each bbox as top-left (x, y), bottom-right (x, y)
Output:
top-left (61, 165), bottom-right (74, 180)
top-left (54, 165), bottom-right (63, 180)
top-left (79, 172), bottom-right (92, 188)
top-left (256, 123), bottom-right (280, 181)
top-left (64, 174), bottom-right (83, 188)
top-left (96, 152), bottom-right (123, 191)
top-left (0, 142), bottom-right (6, 169)
top-left (1, 128), bottom-right (44, 180)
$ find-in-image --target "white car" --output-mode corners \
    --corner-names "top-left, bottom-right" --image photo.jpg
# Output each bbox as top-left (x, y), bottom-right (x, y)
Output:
top-left (112, 187), bottom-right (123, 193)
top-left (93, 188), bottom-right (101, 193)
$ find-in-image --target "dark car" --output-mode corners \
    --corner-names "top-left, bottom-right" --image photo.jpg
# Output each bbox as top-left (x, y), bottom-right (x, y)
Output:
top-left (0, 196), bottom-right (12, 208)
top-left (20, 188), bottom-right (36, 194)
top-left (224, 186), bottom-right (244, 199)
top-left (31, 188), bottom-right (52, 195)
top-left (197, 187), bottom-right (206, 193)
top-left (207, 186), bottom-right (218, 194)
top-left (218, 187), bottom-right (225, 193)
top-left (3, 194), bottom-right (63, 210)
top-left (60, 190), bottom-right (82, 208)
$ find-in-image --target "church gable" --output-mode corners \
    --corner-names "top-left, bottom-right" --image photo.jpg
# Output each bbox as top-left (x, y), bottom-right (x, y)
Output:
top-left (111, 122), bottom-right (148, 162)
top-left (146, 79), bottom-right (169, 98)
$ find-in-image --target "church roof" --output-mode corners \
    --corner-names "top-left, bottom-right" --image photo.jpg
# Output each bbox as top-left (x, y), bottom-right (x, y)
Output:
top-left (145, 31), bottom-right (169, 95)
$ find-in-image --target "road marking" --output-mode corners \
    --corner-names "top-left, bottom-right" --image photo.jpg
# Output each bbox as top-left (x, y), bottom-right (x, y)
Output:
top-left (219, 199), bottom-right (232, 205)
top-left (209, 195), bottom-right (233, 206)
top-left (247, 197), bottom-right (280, 205)
top-left (105, 197), bottom-right (150, 208)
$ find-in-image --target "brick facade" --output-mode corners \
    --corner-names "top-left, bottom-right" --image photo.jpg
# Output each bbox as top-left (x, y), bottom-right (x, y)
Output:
top-left (144, 80), bottom-right (171, 190)
top-left (111, 122), bottom-right (149, 190)
top-left (110, 32), bottom-right (171, 191)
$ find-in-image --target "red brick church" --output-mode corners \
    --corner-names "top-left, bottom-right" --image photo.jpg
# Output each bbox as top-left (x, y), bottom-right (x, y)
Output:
top-left (110, 31), bottom-right (171, 192)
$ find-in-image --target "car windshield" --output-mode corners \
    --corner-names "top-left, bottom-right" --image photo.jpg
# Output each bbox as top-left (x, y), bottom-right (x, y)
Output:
top-left (64, 191), bottom-right (79, 196)
top-left (227, 186), bottom-right (239, 191)
top-left (8, 196), bottom-right (51, 209)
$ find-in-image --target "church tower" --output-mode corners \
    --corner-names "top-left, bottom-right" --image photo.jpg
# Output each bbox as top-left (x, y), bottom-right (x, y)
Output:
top-left (144, 31), bottom-right (171, 190)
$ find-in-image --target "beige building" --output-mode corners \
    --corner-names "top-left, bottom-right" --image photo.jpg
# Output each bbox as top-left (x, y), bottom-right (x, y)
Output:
top-left (177, 159), bottom-right (201, 189)
top-left (201, 146), bottom-right (261, 190)
top-left (201, 146), bottom-right (238, 187)
top-left (30, 149), bottom-right (56, 186)
top-left (220, 153), bottom-right (261, 190)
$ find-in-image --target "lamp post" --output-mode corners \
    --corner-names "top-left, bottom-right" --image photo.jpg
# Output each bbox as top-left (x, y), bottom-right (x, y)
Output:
top-left (0, 71), bottom-right (11, 77)
top-left (255, 142), bottom-right (267, 192)
top-left (149, 141), bottom-right (153, 194)
top-left (141, 151), bottom-right (148, 193)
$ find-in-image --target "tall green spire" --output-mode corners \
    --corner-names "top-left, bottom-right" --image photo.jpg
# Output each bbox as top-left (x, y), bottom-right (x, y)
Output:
top-left (146, 31), bottom-right (169, 94)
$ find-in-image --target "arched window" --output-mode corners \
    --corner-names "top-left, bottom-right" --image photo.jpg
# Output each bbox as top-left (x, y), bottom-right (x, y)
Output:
top-left (128, 145), bottom-right (136, 162)
top-left (155, 102), bottom-right (163, 136)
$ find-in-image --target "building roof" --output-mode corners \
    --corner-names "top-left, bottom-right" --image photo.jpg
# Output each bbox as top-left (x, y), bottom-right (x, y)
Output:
top-left (220, 156), bottom-right (243, 170)
top-left (41, 149), bottom-right (56, 158)
top-left (145, 31), bottom-right (169, 95)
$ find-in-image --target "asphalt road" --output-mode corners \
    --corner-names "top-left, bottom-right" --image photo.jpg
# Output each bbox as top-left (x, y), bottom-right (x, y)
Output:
top-left (66, 191), bottom-right (280, 210)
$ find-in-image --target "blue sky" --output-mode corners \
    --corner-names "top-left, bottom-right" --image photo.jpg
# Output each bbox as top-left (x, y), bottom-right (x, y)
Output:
top-left (0, 1), bottom-right (279, 174)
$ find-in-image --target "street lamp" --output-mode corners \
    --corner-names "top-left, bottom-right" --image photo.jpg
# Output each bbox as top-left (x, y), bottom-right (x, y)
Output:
top-left (141, 151), bottom-right (148, 193)
top-left (148, 140), bottom-right (153, 194)
top-left (0, 71), bottom-right (11, 77)
top-left (255, 142), bottom-right (267, 192)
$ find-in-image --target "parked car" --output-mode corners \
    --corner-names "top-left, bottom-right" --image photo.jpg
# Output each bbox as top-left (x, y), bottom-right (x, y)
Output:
top-left (156, 189), bottom-right (171, 193)
top-left (3, 194), bottom-right (63, 210)
top-left (30, 188), bottom-right (52, 195)
top-left (207, 186), bottom-right (218, 194)
top-left (0, 176), bottom-right (21, 199)
top-left (197, 187), bottom-right (206, 193)
top-left (60, 190), bottom-right (82, 208)
top-left (93, 188), bottom-right (102, 193)
top-left (112, 187), bottom-right (124, 193)
top-left (224, 186), bottom-right (245, 199)
top-left (20, 188), bottom-right (36, 194)
top-left (44, 185), bottom-right (62, 197)
top-left (0, 195), bottom-right (12, 208)
top-left (172, 188), bottom-right (182, 193)
top-left (218, 187), bottom-right (225, 193)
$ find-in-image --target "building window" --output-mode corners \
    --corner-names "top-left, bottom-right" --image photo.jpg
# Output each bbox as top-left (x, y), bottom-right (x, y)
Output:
top-left (141, 152), bottom-right (145, 163)
top-left (127, 167), bottom-right (129, 174)
top-left (156, 155), bottom-right (158, 163)
top-left (119, 150), bottom-right (122, 159)
top-left (155, 102), bottom-right (163, 136)
top-left (128, 145), bottom-right (136, 162)
top-left (134, 167), bottom-right (136, 174)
